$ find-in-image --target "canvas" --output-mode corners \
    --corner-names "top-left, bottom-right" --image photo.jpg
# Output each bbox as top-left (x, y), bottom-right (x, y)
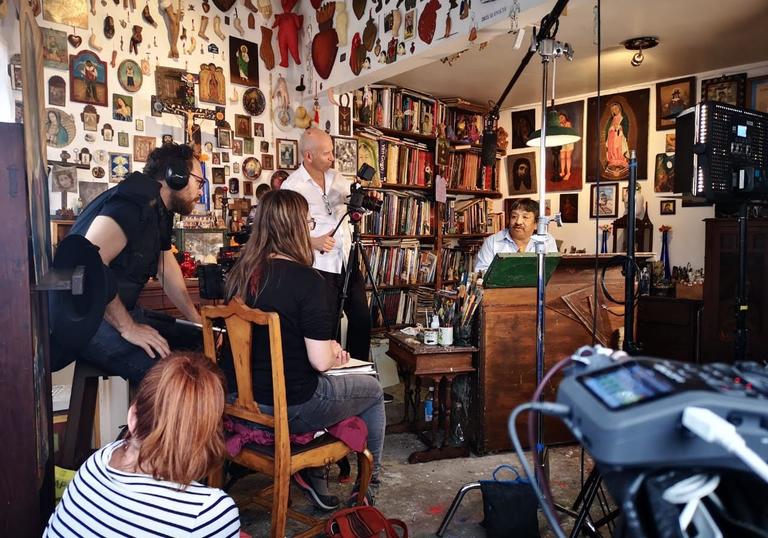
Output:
top-left (42, 28), bottom-right (68, 69)
top-left (544, 100), bottom-right (584, 192)
top-left (276, 139), bottom-right (299, 170)
top-left (333, 136), bottom-right (358, 175)
top-left (510, 108), bottom-right (536, 149)
top-left (69, 50), bottom-right (108, 107)
top-left (229, 36), bottom-right (259, 87)
top-left (199, 63), bottom-right (226, 105)
top-left (506, 152), bottom-right (537, 196)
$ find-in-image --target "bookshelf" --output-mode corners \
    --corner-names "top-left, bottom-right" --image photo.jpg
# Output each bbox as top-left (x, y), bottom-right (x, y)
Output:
top-left (353, 86), bottom-right (505, 331)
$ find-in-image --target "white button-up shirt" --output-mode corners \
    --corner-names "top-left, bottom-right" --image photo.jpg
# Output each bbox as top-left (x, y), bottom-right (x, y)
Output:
top-left (282, 164), bottom-right (352, 274)
top-left (475, 229), bottom-right (559, 272)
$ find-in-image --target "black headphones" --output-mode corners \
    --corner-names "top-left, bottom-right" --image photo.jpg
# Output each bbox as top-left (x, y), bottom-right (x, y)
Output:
top-left (165, 159), bottom-right (190, 190)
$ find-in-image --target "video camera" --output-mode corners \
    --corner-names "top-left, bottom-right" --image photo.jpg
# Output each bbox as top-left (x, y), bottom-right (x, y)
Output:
top-left (347, 163), bottom-right (383, 215)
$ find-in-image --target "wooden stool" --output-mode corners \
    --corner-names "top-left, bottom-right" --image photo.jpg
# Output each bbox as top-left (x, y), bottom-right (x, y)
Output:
top-left (59, 361), bottom-right (112, 469)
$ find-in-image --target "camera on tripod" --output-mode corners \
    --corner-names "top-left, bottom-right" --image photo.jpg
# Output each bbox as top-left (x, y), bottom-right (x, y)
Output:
top-left (347, 164), bottom-right (383, 217)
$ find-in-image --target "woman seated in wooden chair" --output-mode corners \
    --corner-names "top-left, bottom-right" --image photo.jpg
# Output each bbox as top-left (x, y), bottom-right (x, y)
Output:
top-left (45, 352), bottom-right (243, 537)
top-left (225, 189), bottom-right (385, 511)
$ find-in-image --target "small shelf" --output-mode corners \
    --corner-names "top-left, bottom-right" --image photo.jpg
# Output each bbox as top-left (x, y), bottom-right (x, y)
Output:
top-left (360, 234), bottom-right (435, 240)
top-left (442, 233), bottom-right (493, 239)
top-left (446, 188), bottom-right (502, 199)
top-left (354, 121), bottom-right (437, 142)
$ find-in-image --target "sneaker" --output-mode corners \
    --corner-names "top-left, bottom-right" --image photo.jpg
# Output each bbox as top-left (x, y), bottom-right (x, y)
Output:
top-left (383, 392), bottom-right (394, 404)
top-left (347, 487), bottom-right (375, 507)
top-left (293, 469), bottom-right (340, 511)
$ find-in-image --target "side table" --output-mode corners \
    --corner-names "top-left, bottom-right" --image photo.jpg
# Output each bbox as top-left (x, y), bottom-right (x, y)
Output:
top-left (386, 332), bottom-right (476, 463)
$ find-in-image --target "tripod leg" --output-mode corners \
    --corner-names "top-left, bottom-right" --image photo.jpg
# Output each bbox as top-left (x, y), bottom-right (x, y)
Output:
top-left (359, 242), bottom-right (391, 332)
top-left (335, 245), bottom-right (356, 341)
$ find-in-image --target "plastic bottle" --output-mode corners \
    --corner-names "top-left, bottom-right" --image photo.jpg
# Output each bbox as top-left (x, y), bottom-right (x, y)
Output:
top-left (424, 314), bottom-right (439, 345)
top-left (424, 387), bottom-right (434, 422)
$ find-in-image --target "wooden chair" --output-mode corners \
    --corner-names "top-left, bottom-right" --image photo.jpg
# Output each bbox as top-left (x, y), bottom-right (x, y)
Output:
top-left (201, 298), bottom-right (373, 538)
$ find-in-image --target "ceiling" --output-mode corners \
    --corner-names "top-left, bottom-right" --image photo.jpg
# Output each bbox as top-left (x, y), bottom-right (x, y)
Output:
top-left (386, 0), bottom-right (768, 109)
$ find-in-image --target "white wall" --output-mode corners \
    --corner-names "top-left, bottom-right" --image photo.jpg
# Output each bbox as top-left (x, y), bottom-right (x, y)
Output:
top-left (497, 60), bottom-right (768, 270)
top-left (0, 1), bottom-right (21, 122)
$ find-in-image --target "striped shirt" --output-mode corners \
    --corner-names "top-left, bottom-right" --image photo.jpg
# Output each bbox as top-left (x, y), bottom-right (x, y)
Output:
top-left (44, 441), bottom-right (240, 538)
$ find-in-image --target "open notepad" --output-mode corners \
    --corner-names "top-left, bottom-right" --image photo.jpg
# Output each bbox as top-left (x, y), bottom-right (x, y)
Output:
top-left (326, 358), bottom-right (377, 376)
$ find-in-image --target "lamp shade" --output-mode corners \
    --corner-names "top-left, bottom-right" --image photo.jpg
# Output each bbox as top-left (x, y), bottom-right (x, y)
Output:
top-left (526, 110), bottom-right (581, 147)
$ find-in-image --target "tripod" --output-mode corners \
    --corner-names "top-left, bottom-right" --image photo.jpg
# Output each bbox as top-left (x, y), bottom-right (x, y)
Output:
top-left (333, 210), bottom-right (391, 347)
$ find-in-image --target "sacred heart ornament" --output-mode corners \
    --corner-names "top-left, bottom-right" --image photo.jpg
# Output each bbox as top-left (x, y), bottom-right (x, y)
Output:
top-left (418, 0), bottom-right (440, 44)
top-left (212, 0), bottom-right (236, 12)
top-left (312, 2), bottom-right (338, 80)
top-left (352, 0), bottom-right (365, 20)
top-left (363, 9), bottom-right (376, 51)
top-left (310, 0), bottom-right (322, 8)
top-left (68, 34), bottom-right (83, 48)
top-left (349, 32), bottom-right (364, 75)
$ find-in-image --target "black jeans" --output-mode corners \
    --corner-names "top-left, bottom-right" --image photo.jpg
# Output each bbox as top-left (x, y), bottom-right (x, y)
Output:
top-left (319, 265), bottom-right (372, 362)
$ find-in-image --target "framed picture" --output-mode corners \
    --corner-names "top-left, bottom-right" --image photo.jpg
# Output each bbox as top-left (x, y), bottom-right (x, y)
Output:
top-left (559, 193), bottom-right (578, 223)
top-left (356, 137), bottom-right (379, 181)
top-left (80, 104), bottom-right (99, 132)
top-left (221, 152), bottom-right (230, 163)
top-left (43, 0), bottom-right (88, 28)
top-left (48, 76), bottom-right (66, 106)
top-left (199, 63), bottom-right (226, 105)
top-left (133, 136), bottom-right (156, 162)
top-left (155, 66), bottom-right (190, 106)
top-left (233, 162), bottom-right (241, 174)
top-left (212, 167), bottom-right (226, 184)
top-left (217, 128), bottom-right (232, 148)
top-left (665, 133), bottom-right (676, 153)
top-left (747, 75), bottom-right (768, 113)
top-left (50, 165), bottom-right (78, 193)
top-left (253, 122), bottom-right (265, 137)
top-left (260, 140), bottom-right (269, 153)
top-left (42, 28), bottom-right (68, 69)
top-left (654, 153), bottom-right (675, 193)
top-left (9, 54), bottom-right (22, 90)
top-left (545, 100), bottom-right (584, 191)
top-left (506, 151), bottom-right (537, 195)
top-left (234, 114), bottom-right (251, 138)
top-left (243, 181), bottom-right (253, 196)
top-left (113, 94), bottom-right (133, 122)
top-left (45, 108), bottom-right (76, 148)
top-left (117, 131), bottom-right (129, 147)
top-left (135, 118), bottom-right (144, 131)
top-left (403, 9), bottom-right (416, 40)
top-left (656, 76), bottom-right (695, 130)
top-left (69, 50), bottom-right (108, 107)
top-left (333, 136), bottom-right (358, 175)
top-left (586, 89), bottom-right (649, 182)
top-left (510, 108), bottom-right (536, 149)
top-left (701, 73), bottom-right (747, 107)
top-left (224, 165), bottom-right (231, 176)
top-left (78, 181), bottom-right (108, 206)
top-left (262, 153), bottom-right (274, 170)
top-left (232, 139), bottom-right (243, 156)
top-left (212, 152), bottom-right (221, 165)
top-left (276, 138), bottom-right (299, 170)
top-left (243, 137), bottom-right (254, 154)
top-left (150, 95), bottom-right (163, 117)
top-left (660, 199), bottom-right (676, 215)
top-left (229, 36), bottom-right (259, 87)
top-left (101, 123), bottom-right (114, 141)
top-left (176, 229), bottom-right (227, 263)
top-left (109, 152), bottom-right (132, 183)
top-left (117, 59), bottom-right (143, 92)
top-left (589, 183), bottom-right (619, 218)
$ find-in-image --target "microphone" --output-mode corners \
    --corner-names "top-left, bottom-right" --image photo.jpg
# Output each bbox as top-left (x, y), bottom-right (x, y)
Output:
top-left (480, 115), bottom-right (498, 169)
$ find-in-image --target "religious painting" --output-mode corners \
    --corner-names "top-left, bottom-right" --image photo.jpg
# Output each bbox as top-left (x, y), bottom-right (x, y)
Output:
top-left (253, 122), bottom-right (265, 137)
top-left (511, 108), bottom-right (535, 149)
top-left (242, 157), bottom-right (262, 180)
top-left (212, 152), bottom-right (221, 165)
top-left (356, 137), bottom-right (379, 181)
top-left (701, 73), bottom-right (746, 107)
top-left (45, 108), bottom-right (76, 148)
top-left (150, 95), bottom-right (163, 117)
top-left (135, 119), bottom-right (144, 131)
top-left (80, 104), bottom-right (99, 132)
top-left (747, 75), bottom-right (768, 113)
top-left (656, 76), bottom-right (694, 130)
top-left (271, 170), bottom-right (289, 190)
top-left (404, 9), bottom-right (416, 40)
top-left (233, 163), bottom-right (240, 174)
top-left (109, 152), bottom-right (132, 183)
top-left (118, 132), bottom-right (129, 147)
top-left (9, 54), bottom-right (22, 90)
top-left (229, 36), bottom-right (259, 87)
top-left (212, 167), bottom-right (226, 184)
top-left (586, 89), bottom-right (649, 182)
top-left (232, 139), bottom-right (243, 156)
top-left (69, 50), bottom-right (108, 107)
top-left (217, 127), bottom-right (232, 148)
top-left (506, 151), bottom-right (536, 195)
top-left (545, 100), bottom-right (584, 192)
top-left (155, 66), bottom-right (190, 107)
top-left (333, 136), bottom-right (358, 175)
top-left (243, 137), bottom-right (254, 154)
top-left (117, 60), bottom-right (143, 92)
top-left (243, 181), bottom-right (253, 196)
top-left (665, 133), bottom-right (675, 153)
top-left (199, 63), bottom-right (226, 105)
top-left (654, 153), bottom-right (675, 193)
top-left (242, 87), bottom-right (266, 116)
top-left (15, 101), bottom-right (23, 123)
top-left (589, 183), bottom-right (618, 218)
top-left (221, 152), bottom-right (230, 163)
top-left (48, 76), bottom-right (66, 106)
top-left (276, 138), bottom-right (299, 170)
top-left (260, 140), bottom-right (269, 153)
top-left (162, 134), bottom-right (174, 145)
top-left (42, 28), bottom-right (68, 69)
top-left (133, 136), bottom-right (156, 162)
top-left (262, 153), bottom-right (274, 170)
top-left (660, 200), bottom-right (676, 216)
top-left (50, 165), bottom-right (78, 193)
top-left (559, 193), bottom-right (578, 223)
top-left (78, 181), bottom-right (108, 206)
top-left (234, 114), bottom-right (251, 138)
top-left (43, 0), bottom-right (88, 28)
top-left (101, 123), bottom-right (114, 141)
top-left (112, 94), bottom-right (133, 122)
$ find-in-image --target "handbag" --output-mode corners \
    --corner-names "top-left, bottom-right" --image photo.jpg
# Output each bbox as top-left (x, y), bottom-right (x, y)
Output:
top-left (480, 464), bottom-right (540, 538)
top-left (325, 506), bottom-right (408, 538)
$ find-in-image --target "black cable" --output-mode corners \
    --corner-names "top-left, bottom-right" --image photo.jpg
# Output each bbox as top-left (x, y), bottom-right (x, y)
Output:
top-left (600, 255), bottom-right (641, 304)
top-left (591, 0), bottom-right (602, 346)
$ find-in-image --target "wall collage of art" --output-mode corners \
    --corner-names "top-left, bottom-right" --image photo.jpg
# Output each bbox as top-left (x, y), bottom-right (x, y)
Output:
top-left (12, 0), bottom-right (507, 219)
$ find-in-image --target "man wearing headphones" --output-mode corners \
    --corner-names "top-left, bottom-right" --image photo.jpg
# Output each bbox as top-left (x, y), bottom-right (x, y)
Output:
top-left (51, 144), bottom-right (205, 383)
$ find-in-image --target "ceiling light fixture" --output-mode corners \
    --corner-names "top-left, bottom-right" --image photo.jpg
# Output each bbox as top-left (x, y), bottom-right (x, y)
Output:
top-left (621, 36), bottom-right (658, 68)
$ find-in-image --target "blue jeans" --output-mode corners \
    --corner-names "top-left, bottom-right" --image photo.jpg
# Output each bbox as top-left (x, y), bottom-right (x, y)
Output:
top-left (261, 374), bottom-right (385, 479)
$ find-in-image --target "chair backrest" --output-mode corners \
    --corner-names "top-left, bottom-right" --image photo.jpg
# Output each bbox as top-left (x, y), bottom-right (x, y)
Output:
top-left (201, 298), bottom-right (289, 451)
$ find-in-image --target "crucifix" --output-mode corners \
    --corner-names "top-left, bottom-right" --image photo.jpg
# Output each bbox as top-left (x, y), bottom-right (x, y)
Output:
top-left (160, 101), bottom-right (218, 145)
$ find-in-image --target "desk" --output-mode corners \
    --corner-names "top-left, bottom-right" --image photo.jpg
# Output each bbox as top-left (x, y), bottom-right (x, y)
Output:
top-left (386, 332), bottom-right (476, 463)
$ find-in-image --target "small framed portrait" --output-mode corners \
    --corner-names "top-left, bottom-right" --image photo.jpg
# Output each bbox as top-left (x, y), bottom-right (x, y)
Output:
top-left (701, 73), bottom-right (747, 107)
top-left (559, 193), bottom-right (578, 223)
top-left (589, 183), bottom-right (619, 218)
top-left (162, 134), bottom-right (174, 145)
top-left (262, 153), bottom-right (274, 170)
top-left (243, 180), bottom-right (253, 196)
top-left (403, 9), bottom-right (416, 40)
top-left (10, 54), bottom-right (22, 90)
top-left (117, 59), bottom-right (143, 92)
top-left (233, 162), bottom-right (241, 174)
top-left (69, 50), bottom-right (108, 107)
top-left (333, 136), bottom-right (358, 175)
top-left (117, 131), bottom-right (129, 147)
top-left (260, 140), bottom-right (269, 152)
top-left (221, 152), bottom-right (230, 163)
top-left (211, 167), bottom-right (226, 184)
top-left (660, 199), bottom-right (676, 215)
top-left (109, 152), bottom-right (132, 183)
top-left (50, 165), bottom-right (78, 193)
top-left (656, 76), bottom-right (695, 130)
top-left (232, 138), bottom-right (243, 156)
top-left (224, 165), bottom-right (231, 176)
top-left (133, 135), bottom-right (156, 162)
top-left (506, 151), bottom-right (537, 195)
top-left (276, 138), bottom-right (299, 170)
top-left (80, 104), bottom-right (100, 132)
top-left (234, 114), bottom-right (251, 138)
top-left (747, 75), bottom-right (768, 113)
top-left (135, 118), bottom-right (144, 131)
top-left (253, 122), bottom-right (265, 137)
top-left (212, 152), bottom-right (221, 165)
top-left (229, 36), bottom-right (259, 87)
top-left (101, 123), bottom-right (114, 141)
top-left (511, 108), bottom-right (536, 149)
top-left (42, 28), bottom-right (68, 69)
top-left (48, 76), bottom-right (67, 106)
top-left (243, 137), bottom-right (254, 154)
top-left (112, 94), bottom-right (133, 122)
top-left (217, 127), bottom-right (232, 148)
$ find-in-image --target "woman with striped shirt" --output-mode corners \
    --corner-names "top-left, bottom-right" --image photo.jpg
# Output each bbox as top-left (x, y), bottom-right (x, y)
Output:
top-left (45, 353), bottom-right (243, 537)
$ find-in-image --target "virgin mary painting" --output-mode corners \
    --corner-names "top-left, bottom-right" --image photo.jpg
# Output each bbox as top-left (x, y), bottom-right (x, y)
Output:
top-left (604, 102), bottom-right (630, 176)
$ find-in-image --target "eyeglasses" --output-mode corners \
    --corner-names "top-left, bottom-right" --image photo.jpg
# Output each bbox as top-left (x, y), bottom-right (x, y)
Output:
top-left (322, 193), bottom-right (333, 215)
top-left (307, 217), bottom-right (317, 230)
top-left (189, 172), bottom-right (207, 189)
